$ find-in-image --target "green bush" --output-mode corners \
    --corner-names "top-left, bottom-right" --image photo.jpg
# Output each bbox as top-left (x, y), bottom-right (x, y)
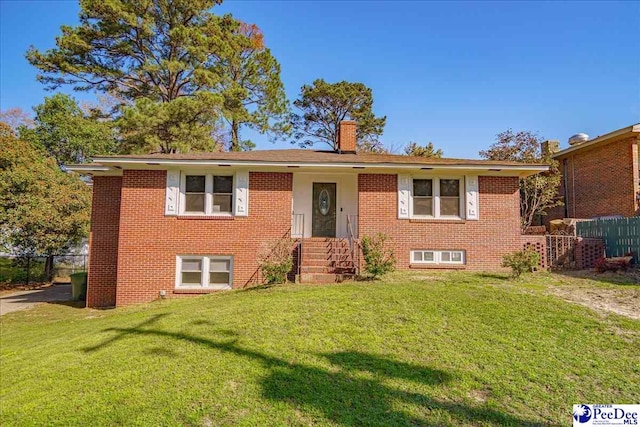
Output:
top-left (361, 233), bottom-right (396, 279)
top-left (258, 239), bottom-right (294, 285)
top-left (11, 269), bottom-right (47, 284)
top-left (501, 248), bottom-right (541, 278)
top-left (0, 258), bottom-right (47, 284)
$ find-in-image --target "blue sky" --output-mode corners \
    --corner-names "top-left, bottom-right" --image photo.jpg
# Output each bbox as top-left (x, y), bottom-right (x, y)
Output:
top-left (1, 0), bottom-right (638, 158)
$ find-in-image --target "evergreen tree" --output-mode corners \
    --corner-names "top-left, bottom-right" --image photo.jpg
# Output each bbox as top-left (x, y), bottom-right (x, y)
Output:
top-left (27, 0), bottom-right (287, 153)
top-left (292, 79), bottom-right (386, 151)
top-left (404, 141), bottom-right (443, 158)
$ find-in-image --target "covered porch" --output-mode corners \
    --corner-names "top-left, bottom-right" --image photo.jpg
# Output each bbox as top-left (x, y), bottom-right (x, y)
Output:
top-left (290, 172), bottom-right (359, 240)
top-left (289, 172), bottom-right (360, 283)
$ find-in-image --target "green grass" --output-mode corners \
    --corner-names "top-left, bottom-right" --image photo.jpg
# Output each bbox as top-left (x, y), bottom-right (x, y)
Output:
top-left (1, 272), bottom-right (638, 426)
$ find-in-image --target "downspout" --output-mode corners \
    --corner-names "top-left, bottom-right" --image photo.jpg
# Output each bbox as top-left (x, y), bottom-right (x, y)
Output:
top-left (571, 154), bottom-right (576, 217)
top-left (563, 158), bottom-right (569, 218)
top-left (633, 138), bottom-right (640, 215)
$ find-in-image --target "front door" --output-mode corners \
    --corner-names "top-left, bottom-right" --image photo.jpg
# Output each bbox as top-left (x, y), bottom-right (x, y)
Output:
top-left (312, 183), bottom-right (336, 237)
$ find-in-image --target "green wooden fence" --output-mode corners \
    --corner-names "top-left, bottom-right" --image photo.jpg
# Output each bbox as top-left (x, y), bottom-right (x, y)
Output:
top-left (576, 217), bottom-right (640, 262)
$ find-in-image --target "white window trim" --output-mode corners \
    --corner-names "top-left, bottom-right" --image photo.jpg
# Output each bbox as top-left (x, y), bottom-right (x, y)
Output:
top-left (411, 250), bottom-right (465, 265)
top-left (409, 176), bottom-right (465, 220)
top-left (439, 250), bottom-right (465, 265)
top-left (411, 250), bottom-right (437, 264)
top-left (175, 255), bottom-right (233, 289)
top-left (179, 173), bottom-right (235, 216)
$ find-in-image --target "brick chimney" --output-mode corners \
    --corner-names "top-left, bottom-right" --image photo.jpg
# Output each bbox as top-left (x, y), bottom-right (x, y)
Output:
top-left (540, 139), bottom-right (560, 156)
top-left (337, 120), bottom-right (357, 153)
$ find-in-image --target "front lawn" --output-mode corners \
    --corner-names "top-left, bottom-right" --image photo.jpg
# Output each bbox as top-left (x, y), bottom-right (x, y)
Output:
top-left (1, 272), bottom-right (638, 426)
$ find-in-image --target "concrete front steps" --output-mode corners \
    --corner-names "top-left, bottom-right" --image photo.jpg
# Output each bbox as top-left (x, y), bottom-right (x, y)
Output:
top-left (298, 238), bottom-right (356, 283)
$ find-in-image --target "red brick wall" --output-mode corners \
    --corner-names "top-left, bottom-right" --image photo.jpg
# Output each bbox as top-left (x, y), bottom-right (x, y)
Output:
top-left (547, 136), bottom-right (639, 222)
top-left (338, 121), bottom-right (357, 152)
top-left (86, 176), bottom-right (122, 308)
top-left (358, 174), bottom-right (521, 270)
top-left (89, 170), bottom-right (524, 306)
top-left (113, 170), bottom-right (292, 306)
top-left (521, 235), bottom-right (547, 269)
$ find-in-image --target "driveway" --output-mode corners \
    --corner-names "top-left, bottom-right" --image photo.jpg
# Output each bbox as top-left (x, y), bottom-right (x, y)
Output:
top-left (0, 284), bottom-right (73, 316)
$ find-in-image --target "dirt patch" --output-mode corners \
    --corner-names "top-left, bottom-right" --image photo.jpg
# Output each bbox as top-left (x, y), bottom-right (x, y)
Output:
top-left (467, 389), bottom-right (490, 403)
top-left (562, 269), bottom-right (640, 285)
top-left (547, 285), bottom-right (640, 320)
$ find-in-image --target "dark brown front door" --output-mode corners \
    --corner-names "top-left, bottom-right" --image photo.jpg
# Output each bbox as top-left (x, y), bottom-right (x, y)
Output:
top-left (312, 183), bottom-right (336, 237)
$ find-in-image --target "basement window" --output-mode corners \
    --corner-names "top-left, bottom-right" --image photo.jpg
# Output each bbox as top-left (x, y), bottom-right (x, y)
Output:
top-left (411, 250), bottom-right (465, 265)
top-left (176, 255), bottom-right (233, 289)
top-left (411, 250), bottom-right (436, 264)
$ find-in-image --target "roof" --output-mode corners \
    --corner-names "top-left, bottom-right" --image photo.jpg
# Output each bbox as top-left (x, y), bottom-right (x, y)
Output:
top-left (552, 123), bottom-right (640, 158)
top-left (68, 149), bottom-right (549, 177)
top-left (93, 149), bottom-right (548, 167)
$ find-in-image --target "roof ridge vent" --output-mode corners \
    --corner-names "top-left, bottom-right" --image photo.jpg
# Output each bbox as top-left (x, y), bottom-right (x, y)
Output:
top-left (568, 133), bottom-right (589, 146)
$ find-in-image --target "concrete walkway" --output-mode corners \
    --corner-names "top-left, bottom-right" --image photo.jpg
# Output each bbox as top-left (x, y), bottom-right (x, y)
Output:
top-left (0, 284), bottom-right (73, 316)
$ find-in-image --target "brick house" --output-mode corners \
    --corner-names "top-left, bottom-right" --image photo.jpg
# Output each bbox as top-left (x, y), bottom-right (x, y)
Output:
top-left (70, 121), bottom-right (547, 308)
top-left (545, 123), bottom-right (640, 222)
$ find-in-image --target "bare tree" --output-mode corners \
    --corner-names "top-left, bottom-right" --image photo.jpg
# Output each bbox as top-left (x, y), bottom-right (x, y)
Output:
top-left (480, 129), bottom-right (561, 231)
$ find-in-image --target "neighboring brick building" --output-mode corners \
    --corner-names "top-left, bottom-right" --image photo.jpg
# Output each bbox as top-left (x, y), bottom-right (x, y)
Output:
top-left (70, 121), bottom-right (547, 307)
top-left (545, 124), bottom-right (640, 223)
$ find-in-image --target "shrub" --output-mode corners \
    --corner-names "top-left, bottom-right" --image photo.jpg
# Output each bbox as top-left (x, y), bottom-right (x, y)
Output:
top-left (501, 248), bottom-right (541, 278)
top-left (258, 239), bottom-right (294, 284)
top-left (1, 257), bottom-right (47, 284)
top-left (361, 233), bottom-right (396, 279)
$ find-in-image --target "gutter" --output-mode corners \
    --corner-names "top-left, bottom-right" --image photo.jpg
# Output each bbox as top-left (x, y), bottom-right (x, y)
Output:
top-left (88, 157), bottom-right (549, 172)
top-left (65, 164), bottom-right (114, 172)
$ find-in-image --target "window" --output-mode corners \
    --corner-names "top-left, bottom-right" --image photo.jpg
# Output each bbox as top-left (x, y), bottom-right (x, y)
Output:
top-left (413, 179), bottom-right (433, 216)
top-left (176, 256), bottom-right (233, 289)
top-left (411, 177), bottom-right (463, 218)
top-left (411, 250), bottom-right (465, 265)
top-left (212, 176), bottom-right (233, 213)
top-left (439, 179), bottom-right (460, 217)
top-left (185, 175), bottom-right (206, 213)
top-left (181, 174), bottom-right (234, 215)
top-left (412, 250), bottom-right (435, 263)
top-left (180, 258), bottom-right (203, 285)
top-left (440, 250), bottom-right (464, 264)
top-left (209, 258), bottom-right (231, 286)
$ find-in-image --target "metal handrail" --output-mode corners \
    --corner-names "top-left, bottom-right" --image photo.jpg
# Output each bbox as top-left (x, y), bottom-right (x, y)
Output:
top-left (246, 226), bottom-right (296, 287)
top-left (346, 215), bottom-right (360, 274)
top-left (291, 214), bottom-right (304, 239)
top-left (291, 214), bottom-right (304, 278)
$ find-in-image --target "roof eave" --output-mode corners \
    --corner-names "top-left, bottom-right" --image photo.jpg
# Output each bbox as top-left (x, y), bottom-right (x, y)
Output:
top-left (74, 157), bottom-right (549, 177)
top-left (552, 124), bottom-right (640, 158)
top-left (66, 164), bottom-right (122, 176)
top-left (91, 156), bottom-right (550, 170)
